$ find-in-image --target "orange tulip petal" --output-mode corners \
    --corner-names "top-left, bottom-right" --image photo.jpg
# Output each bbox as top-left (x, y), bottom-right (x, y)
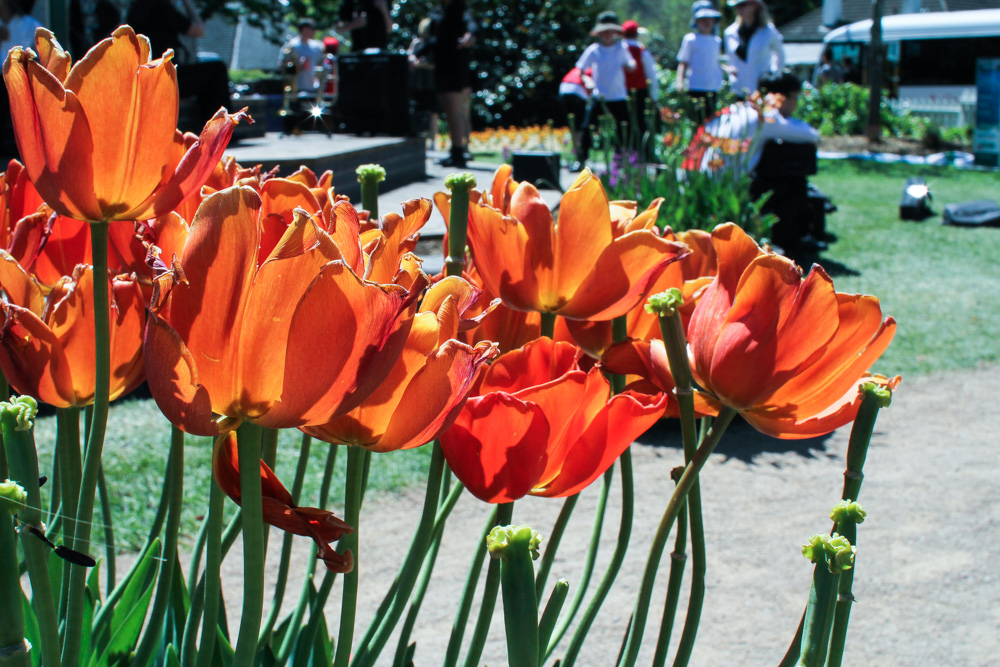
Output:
top-left (440, 392), bottom-right (550, 503)
top-left (65, 27), bottom-right (177, 218)
top-left (554, 170), bottom-right (613, 294)
top-left (268, 263), bottom-right (423, 427)
top-left (328, 201), bottom-right (364, 275)
top-left (361, 340), bottom-right (494, 452)
top-left (168, 187), bottom-right (260, 414)
top-left (4, 50), bottom-right (102, 220)
top-left (33, 215), bottom-right (91, 286)
top-left (128, 108), bottom-right (246, 221)
top-left (0, 250), bottom-right (45, 313)
top-left (143, 314), bottom-right (220, 436)
top-left (107, 274), bottom-right (146, 401)
top-left (533, 391), bottom-right (666, 498)
top-left (260, 177), bottom-right (322, 227)
top-left (557, 231), bottom-right (689, 321)
top-left (468, 203), bottom-right (544, 312)
top-left (478, 338), bottom-right (580, 395)
top-left (0, 302), bottom-right (76, 407)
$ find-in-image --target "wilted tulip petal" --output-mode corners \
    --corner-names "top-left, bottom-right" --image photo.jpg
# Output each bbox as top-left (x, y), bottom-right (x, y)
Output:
top-left (212, 431), bottom-right (354, 573)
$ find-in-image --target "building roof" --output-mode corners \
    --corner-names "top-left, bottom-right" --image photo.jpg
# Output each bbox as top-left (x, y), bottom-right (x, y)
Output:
top-left (779, 0), bottom-right (1000, 42)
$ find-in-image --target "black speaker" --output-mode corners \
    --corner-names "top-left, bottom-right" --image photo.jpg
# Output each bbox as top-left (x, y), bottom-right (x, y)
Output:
top-left (512, 151), bottom-right (561, 188)
top-left (337, 53), bottom-right (410, 136)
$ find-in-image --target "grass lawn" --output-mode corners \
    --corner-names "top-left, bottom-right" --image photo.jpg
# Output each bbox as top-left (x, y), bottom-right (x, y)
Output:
top-left (812, 159), bottom-right (1000, 377)
top-left (27, 158), bottom-right (999, 552)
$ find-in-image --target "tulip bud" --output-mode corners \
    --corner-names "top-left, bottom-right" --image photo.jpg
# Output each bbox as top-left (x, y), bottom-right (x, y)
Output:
top-left (0, 480), bottom-right (27, 517)
top-left (0, 396), bottom-right (38, 432)
top-left (829, 499), bottom-right (866, 525)
top-left (487, 524), bottom-right (543, 561)
top-left (802, 533), bottom-right (856, 574)
top-left (645, 288), bottom-right (684, 318)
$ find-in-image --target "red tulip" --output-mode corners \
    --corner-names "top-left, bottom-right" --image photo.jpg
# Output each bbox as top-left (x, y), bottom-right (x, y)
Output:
top-left (686, 224), bottom-right (897, 438)
top-left (440, 338), bottom-right (666, 503)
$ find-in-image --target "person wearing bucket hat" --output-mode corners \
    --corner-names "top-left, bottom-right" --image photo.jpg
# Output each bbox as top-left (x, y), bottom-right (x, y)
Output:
top-left (573, 11), bottom-right (637, 167)
top-left (677, 1), bottom-right (723, 121)
top-left (723, 0), bottom-right (784, 95)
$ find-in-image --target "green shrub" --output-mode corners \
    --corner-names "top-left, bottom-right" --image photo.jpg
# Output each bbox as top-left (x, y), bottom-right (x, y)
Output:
top-left (795, 83), bottom-right (921, 138)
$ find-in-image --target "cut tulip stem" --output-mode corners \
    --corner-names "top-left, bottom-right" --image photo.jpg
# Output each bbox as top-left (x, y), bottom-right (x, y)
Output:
top-left (1, 400), bottom-right (60, 667)
top-left (655, 306), bottom-right (706, 667)
top-left (0, 504), bottom-right (30, 667)
top-left (333, 446), bottom-right (368, 667)
top-left (232, 425), bottom-right (266, 666)
top-left (618, 406), bottom-right (737, 667)
top-left (62, 221), bottom-right (112, 667)
top-left (445, 173), bottom-right (477, 277)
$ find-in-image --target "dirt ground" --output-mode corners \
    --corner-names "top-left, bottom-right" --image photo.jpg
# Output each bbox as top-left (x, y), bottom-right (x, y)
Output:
top-left (210, 363), bottom-right (1000, 666)
top-left (817, 134), bottom-right (969, 157)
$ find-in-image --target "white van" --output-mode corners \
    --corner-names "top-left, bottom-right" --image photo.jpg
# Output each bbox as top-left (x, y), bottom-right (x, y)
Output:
top-left (823, 9), bottom-right (1000, 125)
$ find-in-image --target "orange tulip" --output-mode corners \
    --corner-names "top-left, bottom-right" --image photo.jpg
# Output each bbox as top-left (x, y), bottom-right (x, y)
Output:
top-left (561, 228), bottom-right (717, 358)
top-left (3, 27), bottom-right (246, 222)
top-left (464, 166), bottom-right (689, 320)
top-left (212, 430), bottom-right (354, 573)
top-left (686, 224), bottom-right (897, 438)
top-left (0, 255), bottom-right (145, 407)
top-left (143, 186), bottom-right (427, 436)
top-left (302, 277), bottom-right (497, 452)
top-left (439, 338), bottom-right (666, 503)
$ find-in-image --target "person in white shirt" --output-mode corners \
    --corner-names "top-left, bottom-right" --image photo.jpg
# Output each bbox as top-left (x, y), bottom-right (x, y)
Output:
top-left (723, 0), bottom-right (784, 96)
top-left (280, 18), bottom-right (326, 93)
top-left (0, 0), bottom-right (41, 58)
top-left (676, 1), bottom-right (723, 121)
top-left (574, 11), bottom-right (636, 166)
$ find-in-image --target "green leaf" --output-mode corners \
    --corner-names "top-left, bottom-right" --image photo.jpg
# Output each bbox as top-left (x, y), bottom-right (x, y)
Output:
top-left (165, 644), bottom-right (181, 667)
top-left (88, 538), bottom-right (162, 667)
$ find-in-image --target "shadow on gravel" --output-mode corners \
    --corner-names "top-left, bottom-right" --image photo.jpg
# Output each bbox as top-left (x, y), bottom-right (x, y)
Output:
top-left (637, 416), bottom-right (835, 464)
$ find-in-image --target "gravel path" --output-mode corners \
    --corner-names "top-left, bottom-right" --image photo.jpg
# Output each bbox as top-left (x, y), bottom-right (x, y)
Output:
top-left (216, 363), bottom-right (999, 666)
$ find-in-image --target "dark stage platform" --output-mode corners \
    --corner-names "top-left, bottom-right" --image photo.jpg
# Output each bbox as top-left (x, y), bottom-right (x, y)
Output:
top-left (225, 132), bottom-right (427, 203)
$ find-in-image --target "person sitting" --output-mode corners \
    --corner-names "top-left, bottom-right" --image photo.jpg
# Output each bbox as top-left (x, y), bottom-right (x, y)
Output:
top-left (749, 70), bottom-right (824, 254)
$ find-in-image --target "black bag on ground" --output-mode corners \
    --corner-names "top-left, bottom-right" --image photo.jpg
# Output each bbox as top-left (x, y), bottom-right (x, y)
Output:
top-left (806, 182), bottom-right (837, 240)
top-left (900, 177), bottom-right (934, 220)
top-left (942, 199), bottom-right (1000, 226)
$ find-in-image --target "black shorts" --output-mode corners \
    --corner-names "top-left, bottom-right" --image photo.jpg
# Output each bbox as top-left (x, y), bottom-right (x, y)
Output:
top-left (434, 51), bottom-right (472, 92)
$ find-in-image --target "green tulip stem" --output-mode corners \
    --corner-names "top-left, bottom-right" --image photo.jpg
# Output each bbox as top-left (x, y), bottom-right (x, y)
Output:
top-left (534, 494), bottom-right (579, 600)
top-left (827, 386), bottom-right (890, 666)
top-left (62, 220), bottom-right (111, 667)
top-left (651, 486), bottom-right (688, 667)
top-left (656, 304), bottom-right (705, 667)
top-left (445, 173), bottom-right (476, 277)
top-left (333, 447), bottom-right (369, 667)
top-left (260, 433), bottom-right (313, 647)
top-left (194, 471), bottom-right (226, 667)
top-left (0, 374), bottom-right (6, 481)
top-left (539, 312), bottom-right (557, 339)
top-left (353, 442), bottom-right (447, 667)
top-left (461, 501), bottom-right (514, 667)
top-left (55, 407), bottom-right (81, 621)
top-left (0, 400), bottom-right (60, 667)
top-left (392, 520), bottom-right (445, 667)
top-left (0, 509), bottom-right (30, 667)
top-left (357, 164), bottom-right (386, 220)
top-left (617, 406), bottom-right (737, 667)
top-left (443, 502), bottom-right (497, 667)
top-left (537, 578), bottom-right (569, 662)
top-left (797, 551), bottom-right (841, 667)
top-left (232, 424), bottom-right (266, 666)
top-left (543, 468), bottom-right (613, 661)
top-left (133, 425), bottom-right (185, 666)
top-left (492, 526), bottom-right (542, 667)
top-left (559, 450), bottom-right (635, 667)
top-left (96, 464), bottom-right (116, 595)
top-left (609, 315), bottom-right (629, 394)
